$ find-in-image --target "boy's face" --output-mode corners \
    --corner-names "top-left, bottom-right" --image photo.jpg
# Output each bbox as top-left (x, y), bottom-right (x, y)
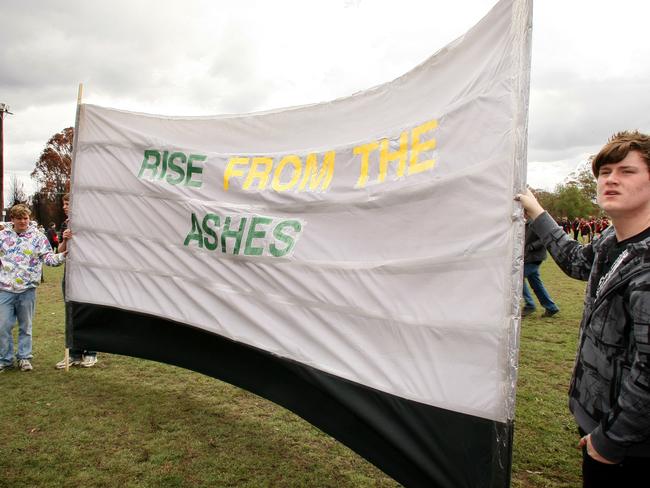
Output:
top-left (11, 214), bottom-right (30, 233)
top-left (63, 199), bottom-right (69, 216)
top-left (597, 150), bottom-right (650, 220)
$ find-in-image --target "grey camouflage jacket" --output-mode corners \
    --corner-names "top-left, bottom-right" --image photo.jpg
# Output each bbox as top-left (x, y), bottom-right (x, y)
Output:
top-left (532, 212), bottom-right (650, 462)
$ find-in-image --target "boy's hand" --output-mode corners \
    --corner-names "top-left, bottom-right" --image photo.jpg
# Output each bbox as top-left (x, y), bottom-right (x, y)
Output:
top-left (515, 188), bottom-right (545, 220)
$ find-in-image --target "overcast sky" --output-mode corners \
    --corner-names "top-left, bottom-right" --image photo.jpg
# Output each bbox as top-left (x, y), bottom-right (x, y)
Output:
top-left (1, 0), bottom-right (649, 206)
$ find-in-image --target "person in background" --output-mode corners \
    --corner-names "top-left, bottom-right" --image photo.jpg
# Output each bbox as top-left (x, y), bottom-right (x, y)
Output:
top-left (521, 219), bottom-right (560, 317)
top-left (516, 130), bottom-right (650, 487)
top-left (46, 222), bottom-right (59, 253)
top-left (572, 217), bottom-right (581, 240)
top-left (55, 193), bottom-right (98, 369)
top-left (580, 218), bottom-right (593, 243)
top-left (561, 217), bottom-right (571, 234)
top-left (0, 204), bottom-right (66, 372)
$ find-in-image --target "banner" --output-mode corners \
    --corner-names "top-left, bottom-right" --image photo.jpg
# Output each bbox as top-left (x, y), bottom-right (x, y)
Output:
top-left (68, 0), bottom-right (532, 485)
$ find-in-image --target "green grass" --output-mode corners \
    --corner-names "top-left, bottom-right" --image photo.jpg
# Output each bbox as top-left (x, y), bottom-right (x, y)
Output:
top-left (512, 260), bottom-right (585, 487)
top-left (0, 263), bottom-right (586, 487)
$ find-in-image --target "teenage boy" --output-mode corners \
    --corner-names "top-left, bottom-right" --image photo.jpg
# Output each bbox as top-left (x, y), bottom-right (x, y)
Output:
top-left (516, 131), bottom-right (650, 487)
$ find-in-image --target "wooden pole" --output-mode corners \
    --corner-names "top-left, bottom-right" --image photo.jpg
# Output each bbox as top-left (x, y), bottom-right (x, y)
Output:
top-left (65, 83), bottom-right (83, 372)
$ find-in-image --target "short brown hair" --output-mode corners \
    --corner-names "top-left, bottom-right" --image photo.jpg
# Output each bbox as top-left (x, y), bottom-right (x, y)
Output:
top-left (592, 130), bottom-right (650, 177)
top-left (63, 193), bottom-right (70, 202)
top-left (9, 204), bottom-right (31, 219)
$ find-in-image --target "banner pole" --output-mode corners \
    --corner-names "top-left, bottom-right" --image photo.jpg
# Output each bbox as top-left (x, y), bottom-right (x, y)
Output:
top-left (64, 83), bottom-right (83, 372)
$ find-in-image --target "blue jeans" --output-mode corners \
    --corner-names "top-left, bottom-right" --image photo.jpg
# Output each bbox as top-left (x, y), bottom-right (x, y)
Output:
top-left (0, 288), bottom-right (37, 365)
top-left (522, 262), bottom-right (559, 312)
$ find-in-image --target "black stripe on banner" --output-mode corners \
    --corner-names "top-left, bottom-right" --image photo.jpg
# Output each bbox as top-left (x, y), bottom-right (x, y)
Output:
top-left (70, 301), bottom-right (512, 488)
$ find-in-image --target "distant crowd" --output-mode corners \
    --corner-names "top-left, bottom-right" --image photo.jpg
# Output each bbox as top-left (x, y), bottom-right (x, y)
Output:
top-left (556, 216), bottom-right (610, 243)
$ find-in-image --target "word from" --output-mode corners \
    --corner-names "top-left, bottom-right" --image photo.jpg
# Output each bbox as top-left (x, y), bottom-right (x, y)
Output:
top-left (184, 212), bottom-right (303, 258)
top-left (224, 152), bottom-right (335, 192)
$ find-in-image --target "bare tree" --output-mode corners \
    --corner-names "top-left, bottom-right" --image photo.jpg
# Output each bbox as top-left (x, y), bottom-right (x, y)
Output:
top-left (7, 174), bottom-right (28, 207)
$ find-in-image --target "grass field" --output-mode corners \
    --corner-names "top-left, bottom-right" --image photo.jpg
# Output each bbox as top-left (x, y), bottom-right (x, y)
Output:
top-left (0, 262), bottom-right (586, 487)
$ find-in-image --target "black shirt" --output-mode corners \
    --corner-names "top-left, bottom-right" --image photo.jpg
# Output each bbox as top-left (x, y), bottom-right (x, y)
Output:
top-left (603, 225), bottom-right (650, 276)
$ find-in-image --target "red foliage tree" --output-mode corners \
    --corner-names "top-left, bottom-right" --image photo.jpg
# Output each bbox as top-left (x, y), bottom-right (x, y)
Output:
top-left (30, 127), bottom-right (73, 226)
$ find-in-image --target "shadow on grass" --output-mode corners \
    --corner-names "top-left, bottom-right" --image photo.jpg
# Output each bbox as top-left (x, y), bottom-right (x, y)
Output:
top-left (1, 353), bottom-right (398, 488)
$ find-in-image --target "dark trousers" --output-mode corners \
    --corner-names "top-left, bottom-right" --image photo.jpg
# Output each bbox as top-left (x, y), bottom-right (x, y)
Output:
top-left (63, 273), bottom-right (96, 360)
top-left (581, 441), bottom-right (646, 487)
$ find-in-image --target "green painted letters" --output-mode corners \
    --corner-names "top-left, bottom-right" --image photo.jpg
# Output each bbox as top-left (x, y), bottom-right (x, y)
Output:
top-left (138, 149), bottom-right (205, 188)
top-left (270, 220), bottom-right (301, 257)
top-left (184, 213), bottom-right (204, 248)
top-left (138, 150), bottom-right (161, 179)
top-left (166, 152), bottom-right (186, 185)
top-left (202, 213), bottom-right (220, 251)
top-left (185, 212), bottom-right (302, 257)
top-left (244, 216), bottom-right (271, 256)
top-left (186, 154), bottom-right (206, 188)
top-left (221, 216), bottom-right (247, 255)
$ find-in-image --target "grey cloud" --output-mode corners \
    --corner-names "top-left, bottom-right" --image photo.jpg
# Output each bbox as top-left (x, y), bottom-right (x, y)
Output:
top-left (0, 0), bottom-right (215, 111)
top-left (528, 72), bottom-right (650, 163)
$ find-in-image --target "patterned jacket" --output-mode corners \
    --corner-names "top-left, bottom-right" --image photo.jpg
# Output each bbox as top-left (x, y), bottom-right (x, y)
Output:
top-left (0, 223), bottom-right (65, 293)
top-left (532, 211), bottom-right (650, 462)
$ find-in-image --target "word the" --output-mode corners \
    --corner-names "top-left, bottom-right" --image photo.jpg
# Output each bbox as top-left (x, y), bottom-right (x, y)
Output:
top-left (184, 212), bottom-right (303, 258)
top-left (138, 150), bottom-right (206, 187)
top-left (354, 119), bottom-right (438, 188)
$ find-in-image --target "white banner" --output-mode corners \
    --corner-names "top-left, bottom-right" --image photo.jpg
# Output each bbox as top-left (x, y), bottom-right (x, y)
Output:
top-left (69, 0), bottom-right (530, 423)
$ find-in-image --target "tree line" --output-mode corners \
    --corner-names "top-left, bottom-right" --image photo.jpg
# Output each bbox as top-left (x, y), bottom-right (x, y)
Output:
top-left (533, 163), bottom-right (601, 220)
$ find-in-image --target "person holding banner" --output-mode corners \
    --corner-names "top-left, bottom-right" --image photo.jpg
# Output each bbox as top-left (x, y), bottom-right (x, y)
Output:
top-left (516, 130), bottom-right (650, 486)
top-left (55, 193), bottom-right (98, 369)
top-left (0, 204), bottom-right (66, 372)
